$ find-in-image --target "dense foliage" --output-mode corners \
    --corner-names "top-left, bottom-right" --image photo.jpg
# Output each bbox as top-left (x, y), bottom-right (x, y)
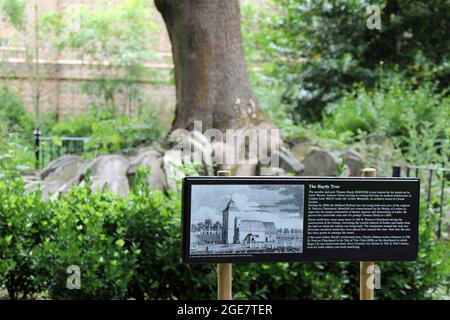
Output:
top-left (324, 78), bottom-right (450, 163)
top-left (49, 110), bottom-right (164, 155)
top-left (0, 168), bottom-right (448, 300)
top-left (0, 85), bottom-right (164, 161)
top-left (0, 85), bottom-right (27, 130)
top-left (248, 0), bottom-right (450, 121)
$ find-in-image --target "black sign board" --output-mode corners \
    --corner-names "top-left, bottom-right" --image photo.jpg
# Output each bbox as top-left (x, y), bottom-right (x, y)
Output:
top-left (182, 177), bottom-right (420, 263)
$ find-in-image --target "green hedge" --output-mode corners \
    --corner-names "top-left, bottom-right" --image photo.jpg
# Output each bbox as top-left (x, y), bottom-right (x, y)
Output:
top-left (324, 79), bottom-right (450, 138)
top-left (251, 0), bottom-right (450, 121)
top-left (0, 171), bottom-right (448, 300)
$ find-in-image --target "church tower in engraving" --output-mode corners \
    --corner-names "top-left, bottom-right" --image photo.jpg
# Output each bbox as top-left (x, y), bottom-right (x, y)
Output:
top-left (222, 195), bottom-right (239, 245)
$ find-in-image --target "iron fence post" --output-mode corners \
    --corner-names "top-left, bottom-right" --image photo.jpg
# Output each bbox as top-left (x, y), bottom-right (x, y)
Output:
top-left (34, 128), bottom-right (41, 169)
top-left (392, 165), bottom-right (401, 177)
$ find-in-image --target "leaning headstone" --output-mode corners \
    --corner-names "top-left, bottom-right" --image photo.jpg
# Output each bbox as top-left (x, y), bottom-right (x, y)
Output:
top-left (190, 130), bottom-right (211, 150)
top-left (342, 149), bottom-right (364, 177)
top-left (136, 146), bottom-right (162, 157)
top-left (39, 155), bottom-right (85, 197)
top-left (40, 180), bottom-right (67, 200)
top-left (163, 149), bottom-right (185, 191)
top-left (90, 155), bottom-right (130, 197)
top-left (274, 145), bottom-right (304, 174)
top-left (288, 137), bottom-right (314, 159)
top-left (24, 181), bottom-right (42, 193)
top-left (212, 141), bottom-right (237, 174)
top-left (364, 132), bottom-right (390, 146)
top-left (40, 155), bottom-right (84, 181)
top-left (57, 175), bottom-right (83, 195)
top-left (129, 149), bottom-right (167, 191)
top-left (182, 132), bottom-right (213, 175)
top-left (302, 149), bottom-right (340, 176)
top-left (23, 174), bottom-right (41, 192)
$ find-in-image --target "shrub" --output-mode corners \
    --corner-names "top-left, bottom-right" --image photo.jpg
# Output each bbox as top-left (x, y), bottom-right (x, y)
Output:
top-left (0, 131), bottom-right (34, 180)
top-left (0, 179), bottom-right (51, 300)
top-left (255, 0), bottom-right (450, 120)
top-left (119, 168), bottom-right (217, 299)
top-left (0, 168), bottom-right (448, 300)
top-left (324, 79), bottom-right (448, 137)
top-left (0, 85), bottom-right (27, 130)
top-left (0, 85), bottom-right (56, 139)
top-left (324, 86), bottom-right (378, 135)
top-left (86, 116), bottom-right (162, 154)
top-left (323, 78), bottom-right (449, 164)
top-left (376, 202), bottom-right (450, 300)
top-left (36, 185), bottom-right (138, 299)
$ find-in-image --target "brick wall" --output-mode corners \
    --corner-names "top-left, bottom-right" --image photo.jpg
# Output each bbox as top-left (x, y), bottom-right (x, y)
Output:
top-left (0, 0), bottom-right (266, 131)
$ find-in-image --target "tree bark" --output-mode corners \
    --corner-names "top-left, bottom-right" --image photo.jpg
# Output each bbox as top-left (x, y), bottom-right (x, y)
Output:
top-left (154, 0), bottom-right (272, 131)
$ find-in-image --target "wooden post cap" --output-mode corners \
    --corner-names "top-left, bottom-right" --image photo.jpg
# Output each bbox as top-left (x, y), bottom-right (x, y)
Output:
top-left (362, 168), bottom-right (377, 177)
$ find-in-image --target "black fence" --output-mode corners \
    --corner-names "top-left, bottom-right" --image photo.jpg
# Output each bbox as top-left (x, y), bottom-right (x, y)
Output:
top-left (392, 164), bottom-right (449, 239)
top-left (34, 130), bottom-right (88, 169)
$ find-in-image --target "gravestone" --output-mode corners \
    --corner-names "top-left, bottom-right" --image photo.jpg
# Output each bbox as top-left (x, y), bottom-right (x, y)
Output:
top-left (302, 150), bottom-right (340, 176)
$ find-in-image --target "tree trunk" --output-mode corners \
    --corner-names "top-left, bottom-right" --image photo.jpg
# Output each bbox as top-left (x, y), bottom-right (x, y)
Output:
top-left (154, 0), bottom-right (273, 131)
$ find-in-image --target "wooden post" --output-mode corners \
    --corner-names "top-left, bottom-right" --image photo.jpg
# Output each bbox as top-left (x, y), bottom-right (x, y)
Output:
top-left (217, 263), bottom-right (232, 300)
top-left (217, 170), bottom-right (232, 300)
top-left (360, 168), bottom-right (376, 300)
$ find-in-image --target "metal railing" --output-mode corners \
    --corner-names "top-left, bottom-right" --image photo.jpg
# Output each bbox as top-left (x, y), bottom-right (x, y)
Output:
top-left (392, 164), bottom-right (449, 239)
top-left (34, 130), bottom-right (88, 169)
